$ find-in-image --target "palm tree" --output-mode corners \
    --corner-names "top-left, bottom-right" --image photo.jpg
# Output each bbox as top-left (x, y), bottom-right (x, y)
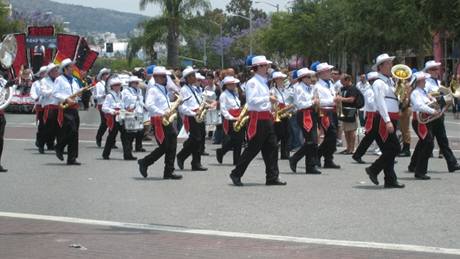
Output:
top-left (138, 0), bottom-right (210, 67)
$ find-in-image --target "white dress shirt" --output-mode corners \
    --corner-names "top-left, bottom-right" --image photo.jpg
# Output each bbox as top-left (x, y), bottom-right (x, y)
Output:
top-left (271, 85), bottom-right (293, 105)
top-left (40, 77), bottom-right (59, 106)
top-left (94, 81), bottom-right (106, 104)
top-left (315, 79), bottom-right (336, 108)
top-left (356, 80), bottom-right (370, 93)
top-left (145, 83), bottom-right (171, 117)
top-left (425, 77), bottom-right (440, 94)
top-left (122, 86), bottom-right (144, 114)
top-left (102, 90), bottom-right (123, 115)
top-left (363, 84), bottom-right (377, 113)
top-left (246, 74), bottom-right (271, 112)
top-left (293, 82), bottom-right (314, 110)
top-left (372, 73), bottom-right (399, 123)
top-left (219, 89), bottom-right (241, 120)
top-left (52, 75), bottom-right (81, 103)
top-left (30, 80), bottom-right (42, 105)
top-left (333, 80), bottom-right (343, 94)
top-left (179, 84), bottom-right (202, 116)
top-left (147, 77), bottom-right (156, 90)
top-left (411, 87), bottom-right (435, 114)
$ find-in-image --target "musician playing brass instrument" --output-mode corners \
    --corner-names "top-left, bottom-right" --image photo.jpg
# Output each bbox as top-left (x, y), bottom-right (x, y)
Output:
top-left (216, 76), bottom-right (245, 165)
top-left (138, 66), bottom-right (182, 179)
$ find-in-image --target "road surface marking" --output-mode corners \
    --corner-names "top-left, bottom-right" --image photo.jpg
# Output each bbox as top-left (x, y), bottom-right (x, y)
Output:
top-left (0, 211), bottom-right (459, 256)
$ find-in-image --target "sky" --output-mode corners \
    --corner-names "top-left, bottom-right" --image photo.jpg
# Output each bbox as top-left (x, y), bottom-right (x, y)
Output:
top-left (50, 0), bottom-right (289, 16)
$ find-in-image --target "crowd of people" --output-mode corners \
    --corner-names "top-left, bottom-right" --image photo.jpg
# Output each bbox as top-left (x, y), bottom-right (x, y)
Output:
top-left (1, 53), bottom-right (460, 189)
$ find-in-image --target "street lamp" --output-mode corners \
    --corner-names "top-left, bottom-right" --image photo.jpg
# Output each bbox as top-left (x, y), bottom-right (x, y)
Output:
top-left (209, 20), bottom-right (224, 69)
top-left (255, 0), bottom-right (280, 12)
top-left (232, 13), bottom-right (253, 56)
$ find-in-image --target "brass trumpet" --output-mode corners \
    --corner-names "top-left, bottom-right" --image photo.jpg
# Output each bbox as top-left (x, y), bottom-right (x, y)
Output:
top-left (59, 84), bottom-right (95, 109)
top-left (233, 104), bottom-right (249, 132)
top-left (276, 104), bottom-right (295, 120)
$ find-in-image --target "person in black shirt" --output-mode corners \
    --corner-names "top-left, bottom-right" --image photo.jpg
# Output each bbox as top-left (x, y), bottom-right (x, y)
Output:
top-left (338, 74), bottom-right (359, 154)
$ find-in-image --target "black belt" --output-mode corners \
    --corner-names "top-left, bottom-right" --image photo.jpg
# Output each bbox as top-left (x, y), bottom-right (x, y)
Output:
top-left (385, 96), bottom-right (398, 101)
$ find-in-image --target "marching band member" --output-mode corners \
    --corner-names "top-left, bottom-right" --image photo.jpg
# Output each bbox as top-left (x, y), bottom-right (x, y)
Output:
top-left (122, 76), bottom-right (146, 152)
top-left (271, 71), bottom-right (292, 160)
top-left (52, 59), bottom-right (82, 165)
top-left (408, 72), bottom-right (438, 180)
top-left (352, 72), bottom-right (380, 164)
top-left (101, 77), bottom-right (136, 160)
top-left (315, 62), bottom-right (341, 169)
top-left (423, 60), bottom-right (460, 172)
top-left (289, 68), bottom-right (321, 174)
top-left (230, 55), bottom-right (286, 186)
top-left (0, 75), bottom-right (10, 172)
top-left (138, 66), bottom-right (182, 179)
top-left (216, 76), bottom-right (244, 165)
top-left (94, 68), bottom-right (111, 147)
top-left (176, 67), bottom-right (208, 171)
top-left (30, 66), bottom-right (49, 154)
top-left (40, 64), bottom-right (60, 155)
top-left (365, 54), bottom-right (404, 188)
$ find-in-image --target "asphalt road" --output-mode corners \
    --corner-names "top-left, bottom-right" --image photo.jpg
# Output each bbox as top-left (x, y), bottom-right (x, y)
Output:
top-left (1, 109), bottom-right (460, 257)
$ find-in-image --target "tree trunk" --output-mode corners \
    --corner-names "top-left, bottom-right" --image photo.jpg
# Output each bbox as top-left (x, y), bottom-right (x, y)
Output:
top-left (167, 20), bottom-right (180, 68)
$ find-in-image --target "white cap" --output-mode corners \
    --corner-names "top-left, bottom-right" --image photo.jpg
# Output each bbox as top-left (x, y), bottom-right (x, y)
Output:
top-left (152, 66), bottom-right (171, 76)
top-left (366, 71), bottom-right (379, 81)
top-left (251, 55), bottom-right (272, 67)
top-left (196, 73), bottom-right (205, 80)
top-left (128, 75), bottom-right (143, 83)
top-left (34, 66), bottom-right (48, 76)
top-left (372, 53), bottom-right (395, 71)
top-left (97, 68), bottom-right (111, 81)
top-left (412, 72), bottom-right (431, 84)
top-left (316, 62), bottom-right (334, 73)
top-left (222, 76), bottom-right (240, 85)
top-left (297, 68), bottom-right (315, 79)
top-left (59, 58), bottom-right (75, 73)
top-left (182, 67), bottom-right (197, 79)
top-left (423, 60), bottom-right (442, 71)
top-left (108, 77), bottom-right (122, 87)
top-left (272, 71), bottom-right (287, 79)
top-left (46, 63), bottom-right (58, 73)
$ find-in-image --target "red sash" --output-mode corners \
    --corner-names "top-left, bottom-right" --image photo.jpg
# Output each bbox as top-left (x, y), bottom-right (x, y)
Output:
top-left (183, 109), bottom-right (199, 133)
top-left (105, 108), bottom-right (120, 131)
top-left (378, 112), bottom-right (400, 142)
top-left (151, 116), bottom-right (165, 144)
top-left (223, 108), bottom-right (241, 135)
top-left (320, 108), bottom-right (335, 130)
top-left (0, 110), bottom-right (4, 116)
top-left (247, 111), bottom-right (272, 140)
top-left (364, 112), bottom-right (376, 134)
top-left (413, 112), bottom-right (428, 140)
top-left (300, 108), bottom-right (313, 132)
top-left (34, 105), bottom-right (43, 121)
top-left (43, 104), bottom-right (58, 125)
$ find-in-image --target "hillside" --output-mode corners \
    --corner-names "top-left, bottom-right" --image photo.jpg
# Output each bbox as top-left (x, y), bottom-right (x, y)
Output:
top-left (10, 0), bottom-right (149, 36)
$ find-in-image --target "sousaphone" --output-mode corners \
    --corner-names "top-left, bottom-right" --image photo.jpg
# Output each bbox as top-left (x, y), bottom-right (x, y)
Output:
top-left (0, 34), bottom-right (18, 110)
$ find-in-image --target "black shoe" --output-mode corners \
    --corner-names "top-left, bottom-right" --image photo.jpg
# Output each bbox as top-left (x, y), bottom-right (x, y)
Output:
top-left (216, 149), bottom-right (223, 164)
top-left (398, 150), bottom-right (411, 157)
top-left (113, 145), bottom-right (119, 149)
top-left (47, 145), bottom-right (55, 151)
top-left (352, 156), bottom-right (366, 164)
top-left (96, 139), bottom-right (102, 148)
top-left (366, 167), bottom-right (379, 185)
top-left (56, 150), bottom-right (64, 161)
top-left (38, 146), bottom-right (45, 154)
top-left (415, 174), bottom-right (431, 180)
top-left (67, 160), bottom-right (81, 166)
top-left (289, 158), bottom-right (297, 173)
top-left (177, 156), bottom-right (184, 170)
top-left (0, 166), bottom-right (7, 172)
top-left (135, 148), bottom-right (146, 152)
top-left (306, 166), bottom-right (322, 174)
top-left (407, 166), bottom-right (415, 172)
top-left (323, 162), bottom-right (341, 169)
top-left (384, 182), bottom-right (405, 188)
top-left (192, 165), bottom-right (208, 171)
top-left (102, 156), bottom-right (110, 160)
top-left (124, 156), bottom-right (138, 161)
top-left (449, 164), bottom-right (460, 173)
top-left (164, 173), bottom-right (183, 180)
top-left (201, 152), bottom-right (209, 156)
top-left (280, 156), bottom-right (289, 160)
top-left (138, 159), bottom-right (148, 178)
top-left (230, 174), bottom-right (243, 186)
top-left (438, 154), bottom-right (444, 159)
top-left (266, 178), bottom-right (287, 186)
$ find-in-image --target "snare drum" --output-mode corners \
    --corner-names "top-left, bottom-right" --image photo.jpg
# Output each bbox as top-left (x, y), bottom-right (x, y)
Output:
top-left (205, 109), bottom-right (222, 125)
top-left (123, 112), bottom-right (144, 132)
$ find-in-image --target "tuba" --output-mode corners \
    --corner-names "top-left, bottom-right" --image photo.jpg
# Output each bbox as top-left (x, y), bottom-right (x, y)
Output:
top-left (0, 34), bottom-right (18, 111)
top-left (391, 64), bottom-right (412, 108)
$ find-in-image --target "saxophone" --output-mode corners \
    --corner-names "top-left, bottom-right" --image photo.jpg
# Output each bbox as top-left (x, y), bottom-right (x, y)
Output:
top-left (59, 84), bottom-right (95, 109)
top-left (162, 93), bottom-right (182, 126)
top-left (276, 104), bottom-right (295, 119)
top-left (195, 98), bottom-right (210, 123)
top-left (233, 104), bottom-right (249, 132)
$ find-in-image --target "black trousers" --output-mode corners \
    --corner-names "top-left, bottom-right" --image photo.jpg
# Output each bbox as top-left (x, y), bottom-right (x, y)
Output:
top-left (102, 121), bottom-right (133, 159)
top-left (142, 124), bottom-right (177, 175)
top-left (274, 117), bottom-right (291, 159)
top-left (368, 117), bottom-right (400, 184)
top-left (431, 116), bottom-right (458, 170)
top-left (409, 120), bottom-right (434, 176)
top-left (56, 109), bottom-right (79, 163)
top-left (219, 121), bottom-right (244, 165)
top-left (318, 111), bottom-right (337, 163)
top-left (177, 116), bottom-right (205, 167)
top-left (353, 115), bottom-right (380, 159)
top-left (96, 108), bottom-right (108, 142)
top-left (231, 119), bottom-right (279, 181)
top-left (135, 130), bottom-right (143, 151)
top-left (36, 110), bottom-right (54, 149)
top-left (44, 108), bottom-right (59, 150)
top-left (0, 114), bottom-right (5, 165)
top-left (291, 111), bottom-right (319, 170)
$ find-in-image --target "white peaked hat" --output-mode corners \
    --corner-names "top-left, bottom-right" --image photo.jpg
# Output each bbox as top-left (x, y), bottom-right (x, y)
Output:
top-left (366, 71), bottom-right (379, 81)
top-left (272, 71), bottom-right (287, 79)
top-left (372, 53), bottom-right (395, 71)
top-left (35, 66), bottom-right (48, 76)
top-left (316, 62), bottom-right (334, 73)
top-left (413, 72), bottom-right (431, 83)
top-left (181, 67), bottom-right (197, 79)
top-left (97, 68), bottom-right (111, 81)
top-left (128, 75), bottom-right (143, 83)
top-left (46, 63), bottom-right (58, 73)
top-left (152, 66), bottom-right (171, 76)
top-left (108, 77), bottom-right (122, 87)
top-left (222, 76), bottom-right (240, 85)
top-left (296, 68), bottom-right (315, 79)
top-left (59, 58), bottom-right (75, 73)
top-left (196, 73), bottom-right (205, 80)
top-left (251, 55), bottom-right (272, 67)
top-left (423, 60), bottom-right (442, 71)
